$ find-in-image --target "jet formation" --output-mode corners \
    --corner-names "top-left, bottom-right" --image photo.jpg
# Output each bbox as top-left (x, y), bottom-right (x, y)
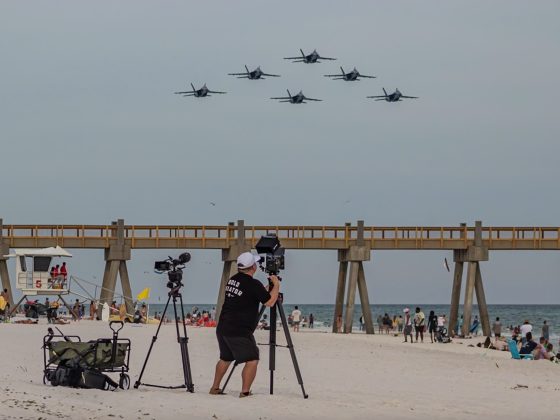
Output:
top-left (175, 49), bottom-right (418, 104)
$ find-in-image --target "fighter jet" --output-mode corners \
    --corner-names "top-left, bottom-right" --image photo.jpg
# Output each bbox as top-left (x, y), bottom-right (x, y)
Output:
top-left (174, 83), bottom-right (226, 97)
top-left (324, 66), bottom-right (376, 81)
top-left (284, 49), bottom-right (336, 63)
top-left (367, 88), bottom-right (418, 102)
top-left (270, 89), bottom-right (322, 104)
top-left (228, 65), bottom-right (280, 80)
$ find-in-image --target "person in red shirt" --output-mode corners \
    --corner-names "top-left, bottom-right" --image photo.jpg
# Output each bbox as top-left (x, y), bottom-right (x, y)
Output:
top-left (60, 262), bottom-right (68, 280)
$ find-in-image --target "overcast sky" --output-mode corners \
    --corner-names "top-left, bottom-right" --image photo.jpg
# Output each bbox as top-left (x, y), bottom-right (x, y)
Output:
top-left (1, 1), bottom-right (559, 305)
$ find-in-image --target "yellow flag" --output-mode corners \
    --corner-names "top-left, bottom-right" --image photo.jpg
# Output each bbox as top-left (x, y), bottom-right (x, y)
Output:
top-left (136, 288), bottom-right (150, 301)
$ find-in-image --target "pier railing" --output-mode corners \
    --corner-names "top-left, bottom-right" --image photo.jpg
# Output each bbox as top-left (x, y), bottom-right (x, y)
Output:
top-left (2, 225), bottom-right (560, 250)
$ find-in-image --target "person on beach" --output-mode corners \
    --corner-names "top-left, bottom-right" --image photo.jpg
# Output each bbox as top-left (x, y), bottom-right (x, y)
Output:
top-left (89, 300), bottom-right (97, 320)
top-left (309, 313), bottom-right (314, 328)
top-left (336, 314), bottom-right (343, 333)
top-left (359, 315), bottom-right (364, 331)
top-left (382, 313), bottom-right (392, 334)
top-left (72, 299), bottom-right (81, 321)
top-left (470, 316), bottom-right (480, 336)
top-left (493, 317), bottom-right (502, 338)
top-left (1, 288), bottom-right (10, 314)
top-left (210, 252), bottom-right (279, 398)
top-left (414, 307), bottom-right (425, 343)
top-left (520, 320), bottom-right (532, 345)
top-left (60, 262), bottom-right (68, 284)
top-left (542, 321), bottom-right (549, 342)
top-left (427, 310), bottom-right (437, 343)
top-left (397, 315), bottom-right (403, 333)
top-left (291, 306), bottom-right (302, 332)
top-left (377, 315), bottom-right (383, 334)
top-left (520, 332), bottom-right (537, 355)
top-left (403, 308), bottom-right (413, 343)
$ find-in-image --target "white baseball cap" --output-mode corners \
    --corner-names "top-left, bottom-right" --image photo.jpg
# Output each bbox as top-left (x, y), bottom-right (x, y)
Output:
top-left (237, 252), bottom-right (261, 269)
top-left (403, 307), bottom-right (410, 313)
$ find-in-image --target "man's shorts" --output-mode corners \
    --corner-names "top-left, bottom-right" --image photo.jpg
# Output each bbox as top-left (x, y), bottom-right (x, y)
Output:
top-left (217, 332), bottom-right (259, 363)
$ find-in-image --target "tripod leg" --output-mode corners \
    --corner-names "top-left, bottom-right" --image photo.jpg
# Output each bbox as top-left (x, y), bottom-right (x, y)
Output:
top-left (177, 294), bottom-right (195, 392)
top-left (220, 362), bottom-right (239, 393)
top-left (269, 304), bottom-right (277, 395)
top-left (134, 294), bottom-right (172, 389)
top-left (277, 302), bottom-right (309, 399)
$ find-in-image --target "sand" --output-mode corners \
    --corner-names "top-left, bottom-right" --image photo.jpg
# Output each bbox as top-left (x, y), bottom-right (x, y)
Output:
top-left (1, 320), bottom-right (558, 420)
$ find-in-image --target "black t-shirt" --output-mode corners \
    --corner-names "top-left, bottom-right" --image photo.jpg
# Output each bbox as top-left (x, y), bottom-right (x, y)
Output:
top-left (217, 272), bottom-right (271, 337)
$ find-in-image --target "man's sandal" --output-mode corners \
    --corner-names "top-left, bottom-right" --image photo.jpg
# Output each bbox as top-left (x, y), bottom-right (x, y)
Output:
top-left (239, 391), bottom-right (253, 398)
top-left (209, 388), bottom-right (225, 395)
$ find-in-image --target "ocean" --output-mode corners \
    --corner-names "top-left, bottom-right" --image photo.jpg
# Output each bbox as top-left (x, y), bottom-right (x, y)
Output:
top-left (143, 303), bottom-right (559, 340)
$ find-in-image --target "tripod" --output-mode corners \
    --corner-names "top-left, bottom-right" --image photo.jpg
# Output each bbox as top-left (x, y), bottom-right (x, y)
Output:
top-left (134, 284), bottom-right (194, 392)
top-left (221, 292), bottom-right (308, 398)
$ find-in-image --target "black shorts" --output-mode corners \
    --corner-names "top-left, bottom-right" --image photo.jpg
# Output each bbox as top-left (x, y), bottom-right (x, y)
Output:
top-left (217, 332), bottom-right (259, 363)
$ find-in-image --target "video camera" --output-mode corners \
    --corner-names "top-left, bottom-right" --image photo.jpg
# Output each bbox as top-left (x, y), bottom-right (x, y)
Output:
top-left (255, 234), bottom-right (285, 276)
top-left (154, 252), bottom-right (191, 289)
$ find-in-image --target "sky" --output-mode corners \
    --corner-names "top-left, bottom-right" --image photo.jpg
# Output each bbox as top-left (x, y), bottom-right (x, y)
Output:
top-left (1, 1), bottom-right (560, 305)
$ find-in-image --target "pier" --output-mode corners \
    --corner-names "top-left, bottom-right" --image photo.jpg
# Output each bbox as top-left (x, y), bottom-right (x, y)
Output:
top-left (2, 218), bottom-right (559, 334)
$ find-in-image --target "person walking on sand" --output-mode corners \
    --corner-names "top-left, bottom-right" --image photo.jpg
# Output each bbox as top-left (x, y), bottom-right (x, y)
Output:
top-left (427, 310), bottom-right (437, 343)
top-left (493, 317), bottom-right (502, 338)
top-left (210, 252), bottom-right (279, 398)
top-left (403, 308), bottom-right (413, 343)
top-left (542, 321), bottom-right (550, 342)
top-left (414, 307), bottom-right (425, 343)
top-left (291, 306), bottom-right (302, 332)
top-left (309, 313), bottom-right (314, 329)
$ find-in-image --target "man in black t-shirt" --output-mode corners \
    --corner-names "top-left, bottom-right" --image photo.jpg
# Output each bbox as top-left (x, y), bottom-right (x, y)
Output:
top-left (210, 252), bottom-right (280, 398)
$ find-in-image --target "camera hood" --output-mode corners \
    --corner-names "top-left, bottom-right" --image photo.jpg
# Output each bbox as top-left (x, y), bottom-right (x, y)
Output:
top-left (255, 234), bottom-right (281, 255)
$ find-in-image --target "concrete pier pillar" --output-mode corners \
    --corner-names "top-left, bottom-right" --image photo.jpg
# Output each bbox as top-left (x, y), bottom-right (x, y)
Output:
top-left (456, 221), bottom-right (490, 337)
top-left (343, 261), bottom-right (359, 333)
top-left (216, 220), bottom-right (249, 321)
top-left (338, 221), bottom-right (373, 334)
top-left (462, 261), bottom-right (477, 337)
top-left (98, 219), bottom-right (133, 317)
top-left (448, 257), bottom-right (464, 335)
top-left (0, 218), bottom-right (14, 307)
top-left (474, 262), bottom-right (491, 336)
top-left (357, 262), bottom-right (375, 334)
top-left (332, 257), bottom-right (348, 333)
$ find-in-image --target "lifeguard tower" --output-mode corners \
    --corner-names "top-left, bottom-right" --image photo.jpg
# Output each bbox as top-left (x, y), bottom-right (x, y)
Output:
top-left (8, 246), bottom-right (77, 317)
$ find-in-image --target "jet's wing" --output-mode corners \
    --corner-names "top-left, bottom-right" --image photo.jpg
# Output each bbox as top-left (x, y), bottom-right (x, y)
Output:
top-left (284, 56), bottom-right (303, 60)
top-left (208, 90), bottom-right (226, 94)
top-left (271, 96), bottom-right (290, 100)
top-left (228, 72), bottom-right (248, 76)
top-left (324, 73), bottom-right (342, 77)
top-left (174, 91), bottom-right (195, 94)
top-left (359, 75), bottom-right (376, 78)
top-left (366, 95), bottom-right (386, 98)
top-left (400, 95), bottom-right (418, 99)
top-left (317, 56), bottom-right (336, 60)
top-left (261, 73), bottom-right (281, 77)
top-left (304, 97), bottom-right (322, 101)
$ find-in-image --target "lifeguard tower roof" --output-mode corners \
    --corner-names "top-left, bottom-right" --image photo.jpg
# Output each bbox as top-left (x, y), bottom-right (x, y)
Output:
top-left (7, 246), bottom-right (72, 258)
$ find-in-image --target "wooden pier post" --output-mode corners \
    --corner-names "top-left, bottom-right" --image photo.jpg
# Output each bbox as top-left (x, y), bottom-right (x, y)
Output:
top-left (474, 262), bottom-right (491, 336)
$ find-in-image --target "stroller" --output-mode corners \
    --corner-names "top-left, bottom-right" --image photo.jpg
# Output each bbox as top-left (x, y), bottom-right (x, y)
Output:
top-left (435, 326), bottom-right (451, 343)
top-left (43, 321), bottom-right (131, 390)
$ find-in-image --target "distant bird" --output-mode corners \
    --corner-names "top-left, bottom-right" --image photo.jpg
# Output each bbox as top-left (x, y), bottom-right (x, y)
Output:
top-left (444, 258), bottom-right (450, 272)
top-left (210, 202), bottom-right (216, 206)
top-left (344, 199), bottom-right (351, 204)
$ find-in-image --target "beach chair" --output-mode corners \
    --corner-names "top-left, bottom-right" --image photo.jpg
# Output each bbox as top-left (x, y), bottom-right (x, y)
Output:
top-left (507, 339), bottom-right (534, 360)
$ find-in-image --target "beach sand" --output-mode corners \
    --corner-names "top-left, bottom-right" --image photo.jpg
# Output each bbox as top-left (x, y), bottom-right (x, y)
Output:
top-left (1, 321), bottom-right (558, 419)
